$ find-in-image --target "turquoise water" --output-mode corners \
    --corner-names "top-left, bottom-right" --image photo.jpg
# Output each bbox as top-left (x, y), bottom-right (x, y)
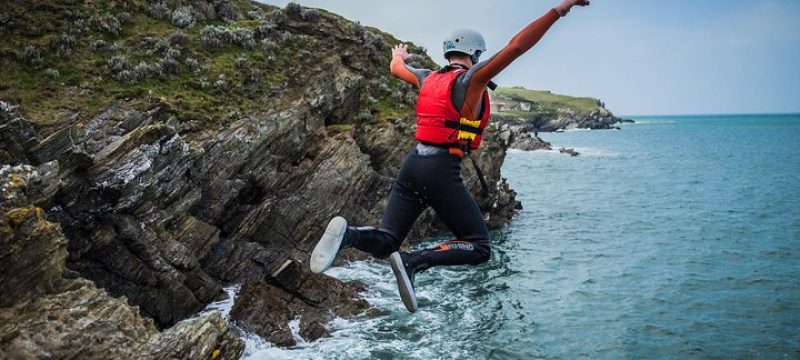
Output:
top-left (241, 114), bottom-right (800, 359)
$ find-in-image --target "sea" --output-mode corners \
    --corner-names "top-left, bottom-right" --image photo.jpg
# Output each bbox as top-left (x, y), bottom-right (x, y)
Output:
top-left (203, 114), bottom-right (800, 359)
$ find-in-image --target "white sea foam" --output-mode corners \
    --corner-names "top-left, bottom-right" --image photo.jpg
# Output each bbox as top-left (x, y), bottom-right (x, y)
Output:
top-left (288, 318), bottom-right (307, 345)
top-left (510, 147), bottom-right (622, 158)
top-left (192, 251), bottom-right (492, 359)
top-left (571, 147), bottom-right (623, 158)
top-left (193, 285), bottom-right (282, 357)
top-left (629, 120), bottom-right (676, 125)
top-left (196, 284), bottom-right (239, 320)
top-left (187, 262), bottom-right (396, 359)
top-left (507, 148), bottom-right (562, 155)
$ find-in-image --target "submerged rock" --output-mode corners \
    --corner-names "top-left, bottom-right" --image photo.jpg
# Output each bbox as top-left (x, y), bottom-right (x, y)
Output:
top-left (507, 125), bottom-right (552, 152)
top-left (559, 148), bottom-right (580, 157)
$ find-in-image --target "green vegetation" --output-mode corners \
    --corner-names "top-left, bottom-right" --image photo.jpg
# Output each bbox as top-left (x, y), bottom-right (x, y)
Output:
top-left (494, 86), bottom-right (602, 116)
top-left (1, 3), bottom-right (281, 128)
top-left (326, 124), bottom-right (354, 132)
top-left (0, 0), bottom-right (424, 133)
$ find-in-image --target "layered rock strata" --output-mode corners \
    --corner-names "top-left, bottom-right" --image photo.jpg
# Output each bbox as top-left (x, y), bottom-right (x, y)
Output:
top-left (1, 164), bottom-right (244, 359)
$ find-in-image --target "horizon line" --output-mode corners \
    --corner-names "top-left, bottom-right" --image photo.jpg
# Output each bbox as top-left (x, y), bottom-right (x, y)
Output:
top-left (620, 112), bottom-right (800, 118)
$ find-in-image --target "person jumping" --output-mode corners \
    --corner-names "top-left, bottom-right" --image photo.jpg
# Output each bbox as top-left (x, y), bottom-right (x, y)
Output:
top-left (310, 0), bottom-right (590, 312)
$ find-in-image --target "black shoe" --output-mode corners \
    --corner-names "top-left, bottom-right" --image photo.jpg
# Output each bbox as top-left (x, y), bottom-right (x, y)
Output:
top-left (389, 252), bottom-right (417, 312)
top-left (389, 250), bottom-right (431, 313)
top-left (310, 216), bottom-right (349, 274)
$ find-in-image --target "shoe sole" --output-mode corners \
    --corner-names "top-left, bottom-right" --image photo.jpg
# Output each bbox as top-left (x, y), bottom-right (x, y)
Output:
top-left (309, 216), bottom-right (347, 274)
top-left (389, 252), bottom-right (418, 313)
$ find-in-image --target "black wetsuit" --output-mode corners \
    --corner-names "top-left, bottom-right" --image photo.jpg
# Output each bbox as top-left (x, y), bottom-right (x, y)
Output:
top-left (347, 143), bottom-right (491, 267)
top-left (346, 66), bottom-right (491, 269)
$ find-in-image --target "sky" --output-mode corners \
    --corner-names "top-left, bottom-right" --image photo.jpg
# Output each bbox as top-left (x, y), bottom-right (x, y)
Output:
top-left (258, 0), bottom-right (800, 116)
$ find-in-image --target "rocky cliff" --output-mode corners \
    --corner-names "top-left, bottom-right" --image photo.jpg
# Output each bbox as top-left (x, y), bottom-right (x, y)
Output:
top-left (1, 164), bottom-right (244, 359)
top-left (0, 0), bottom-right (519, 355)
top-left (491, 86), bottom-right (631, 151)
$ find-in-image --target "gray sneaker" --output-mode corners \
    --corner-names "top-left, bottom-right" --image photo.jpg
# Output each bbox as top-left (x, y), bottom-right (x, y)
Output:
top-left (310, 216), bottom-right (348, 274)
top-left (389, 251), bottom-right (419, 313)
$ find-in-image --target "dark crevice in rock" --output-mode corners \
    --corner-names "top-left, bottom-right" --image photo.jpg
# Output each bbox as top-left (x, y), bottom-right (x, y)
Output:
top-left (217, 179), bottom-right (268, 238)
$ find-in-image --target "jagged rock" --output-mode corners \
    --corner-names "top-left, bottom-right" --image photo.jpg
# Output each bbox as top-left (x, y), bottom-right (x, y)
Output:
top-left (508, 125), bottom-right (552, 152)
top-left (0, 201), bottom-right (244, 360)
top-left (139, 312), bottom-right (243, 360)
top-left (230, 276), bottom-right (368, 346)
top-left (495, 109), bottom-right (625, 133)
top-left (0, 101), bottom-right (40, 165)
top-left (0, 206), bottom-right (67, 308)
top-left (1, 162), bottom-right (61, 211)
top-left (29, 126), bottom-right (92, 171)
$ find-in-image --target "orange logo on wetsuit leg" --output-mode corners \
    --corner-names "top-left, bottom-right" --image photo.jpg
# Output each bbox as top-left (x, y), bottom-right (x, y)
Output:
top-left (433, 241), bottom-right (474, 252)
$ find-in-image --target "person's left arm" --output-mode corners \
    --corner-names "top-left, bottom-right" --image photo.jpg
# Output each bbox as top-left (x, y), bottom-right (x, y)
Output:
top-left (390, 44), bottom-right (431, 88)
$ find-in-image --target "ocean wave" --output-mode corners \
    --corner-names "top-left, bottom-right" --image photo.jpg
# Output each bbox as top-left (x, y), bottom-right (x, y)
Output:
top-left (571, 147), bottom-right (623, 158)
top-left (193, 284), bottom-right (239, 322)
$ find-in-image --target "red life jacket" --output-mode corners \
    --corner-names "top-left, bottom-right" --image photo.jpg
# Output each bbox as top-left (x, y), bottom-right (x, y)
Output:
top-left (415, 67), bottom-right (491, 151)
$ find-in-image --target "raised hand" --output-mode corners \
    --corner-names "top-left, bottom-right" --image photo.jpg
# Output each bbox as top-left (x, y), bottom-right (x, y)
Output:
top-left (392, 43), bottom-right (412, 61)
top-left (555, 0), bottom-right (590, 17)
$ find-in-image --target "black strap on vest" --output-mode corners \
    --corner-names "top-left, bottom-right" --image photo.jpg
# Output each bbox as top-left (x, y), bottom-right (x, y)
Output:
top-left (458, 140), bottom-right (491, 198)
top-left (467, 151), bottom-right (491, 197)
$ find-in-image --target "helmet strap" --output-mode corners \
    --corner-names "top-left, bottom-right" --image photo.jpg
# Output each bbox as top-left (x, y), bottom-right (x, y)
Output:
top-left (470, 50), bottom-right (482, 65)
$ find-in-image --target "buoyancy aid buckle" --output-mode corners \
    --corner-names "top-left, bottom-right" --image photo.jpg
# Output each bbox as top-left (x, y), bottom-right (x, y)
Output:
top-left (444, 117), bottom-right (484, 142)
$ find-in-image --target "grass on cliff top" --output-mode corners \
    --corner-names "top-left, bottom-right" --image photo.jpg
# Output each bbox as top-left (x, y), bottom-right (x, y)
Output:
top-left (0, 10), bottom-right (286, 130)
top-left (494, 86), bottom-right (601, 115)
top-left (0, 0), bottom-right (417, 133)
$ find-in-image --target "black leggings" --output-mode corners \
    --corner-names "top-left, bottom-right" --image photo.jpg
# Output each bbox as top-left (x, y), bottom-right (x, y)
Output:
top-left (350, 145), bottom-right (491, 267)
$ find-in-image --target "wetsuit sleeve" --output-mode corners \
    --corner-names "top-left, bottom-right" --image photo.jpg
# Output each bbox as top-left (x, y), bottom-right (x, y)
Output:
top-left (458, 8), bottom-right (560, 119)
top-left (390, 55), bottom-right (432, 88)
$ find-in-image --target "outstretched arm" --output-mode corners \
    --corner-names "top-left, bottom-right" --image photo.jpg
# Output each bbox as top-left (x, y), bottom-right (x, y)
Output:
top-left (459, 0), bottom-right (589, 119)
top-left (389, 44), bottom-right (431, 88)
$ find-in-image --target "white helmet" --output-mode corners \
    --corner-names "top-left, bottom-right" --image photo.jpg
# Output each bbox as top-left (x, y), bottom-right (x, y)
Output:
top-left (443, 29), bottom-right (487, 64)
